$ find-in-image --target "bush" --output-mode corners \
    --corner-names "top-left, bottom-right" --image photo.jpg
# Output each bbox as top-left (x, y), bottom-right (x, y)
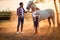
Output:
top-left (0, 11), bottom-right (11, 20)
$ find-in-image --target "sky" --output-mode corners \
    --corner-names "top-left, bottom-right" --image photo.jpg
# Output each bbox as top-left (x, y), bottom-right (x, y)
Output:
top-left (0, 0), bottom-right (30, 11)
top-left (0, 0), bottom-right (60, 12)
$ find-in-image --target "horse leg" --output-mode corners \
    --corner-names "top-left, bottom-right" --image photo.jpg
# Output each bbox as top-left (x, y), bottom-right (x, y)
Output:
top-left (51, 15), bottom-right (56, 32)
top-left (52, 16), bottom-right (55, 27)
top-left (51, 17), bottom-right (55, 27)
top-left (48, 17), bottom-right (51, 28)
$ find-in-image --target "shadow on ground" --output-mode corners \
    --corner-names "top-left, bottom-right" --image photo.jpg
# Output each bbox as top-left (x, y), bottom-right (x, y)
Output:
top-left (0, 20), bottom-right (60, 40)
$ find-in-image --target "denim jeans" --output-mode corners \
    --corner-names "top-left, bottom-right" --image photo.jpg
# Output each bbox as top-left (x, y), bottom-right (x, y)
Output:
top-left (33, 17), bottom-right (38, 33)
top-left (17, 17), bottom-right (24, 32)
top-left (33, 17), bottom-right (38, 27)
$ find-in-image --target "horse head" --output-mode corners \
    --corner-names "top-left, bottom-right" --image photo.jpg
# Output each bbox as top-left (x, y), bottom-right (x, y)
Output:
top-left (26, 1), bottom-right (37, 11)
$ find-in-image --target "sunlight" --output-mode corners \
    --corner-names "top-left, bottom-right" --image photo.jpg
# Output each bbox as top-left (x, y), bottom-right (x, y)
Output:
top-left (0, 0), bottom-right (59, 12)
top-left (0, 0), bottom-right (29, 11)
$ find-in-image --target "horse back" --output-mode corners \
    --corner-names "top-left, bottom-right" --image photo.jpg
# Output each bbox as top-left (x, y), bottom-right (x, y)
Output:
top-left (39, 9), bottom-right (54, 20)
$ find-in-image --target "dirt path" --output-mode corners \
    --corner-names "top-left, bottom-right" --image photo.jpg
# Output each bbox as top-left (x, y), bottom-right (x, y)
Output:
top-left (0, 13), bottom-right (60, 40)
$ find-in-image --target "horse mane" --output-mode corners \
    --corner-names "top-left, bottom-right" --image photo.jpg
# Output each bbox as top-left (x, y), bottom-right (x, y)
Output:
top-left (36, 8), bottom-right (40, 10)
top-left (30, 1), bottom-right (40, 10)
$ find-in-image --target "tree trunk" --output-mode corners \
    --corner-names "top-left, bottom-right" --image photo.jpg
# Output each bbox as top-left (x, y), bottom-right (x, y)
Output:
top-left (54, 0), bottom-right (59, 27)
top-left (34, 0), bottom-right (45, 3)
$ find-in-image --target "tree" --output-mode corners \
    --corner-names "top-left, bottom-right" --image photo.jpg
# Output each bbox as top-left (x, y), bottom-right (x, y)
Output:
top-left (34, 0), bottom-right (45, 3)
top-left (59, 0), bottom-right (60, 3)
top-left (54, 0), bottom-right (59, 27)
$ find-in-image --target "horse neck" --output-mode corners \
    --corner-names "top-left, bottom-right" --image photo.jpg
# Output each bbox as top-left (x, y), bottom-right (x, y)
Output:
top-left (31, 3), bottom-right (40, 12)
top-left (31, 8), bottom-right (36, 12)
top-left (31, 7), bottom-right (40, 12)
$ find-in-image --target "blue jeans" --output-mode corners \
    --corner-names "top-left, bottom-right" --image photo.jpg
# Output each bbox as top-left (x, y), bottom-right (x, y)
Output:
top-left (33, 17), bottom-right (38, 27)
top-left (17, 17), bottom-right (24, 32)
top-left (33, 17), bottom-right (38, 33)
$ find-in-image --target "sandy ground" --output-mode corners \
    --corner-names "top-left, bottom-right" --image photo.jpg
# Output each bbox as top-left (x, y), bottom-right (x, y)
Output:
top-left (0, 13), bottom-right (60, 40)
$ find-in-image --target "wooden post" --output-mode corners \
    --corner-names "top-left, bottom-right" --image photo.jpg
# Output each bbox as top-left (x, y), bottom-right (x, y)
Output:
top-left (54, 0), bottom-right (59, 27)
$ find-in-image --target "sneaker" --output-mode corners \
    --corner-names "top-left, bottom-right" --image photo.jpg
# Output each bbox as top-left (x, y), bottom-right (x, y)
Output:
top-left (16, 32), bottom-right (19, 34)
top-left (20, 31), bottom-right (24, 34)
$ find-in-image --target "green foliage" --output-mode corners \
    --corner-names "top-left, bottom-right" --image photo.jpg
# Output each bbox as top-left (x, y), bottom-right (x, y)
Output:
top-left (0, 10), bottom-right (11, 20)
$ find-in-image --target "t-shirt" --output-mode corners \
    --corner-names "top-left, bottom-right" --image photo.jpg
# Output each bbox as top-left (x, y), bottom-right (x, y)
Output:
top-left (17, 7), bottom-right (25, 17)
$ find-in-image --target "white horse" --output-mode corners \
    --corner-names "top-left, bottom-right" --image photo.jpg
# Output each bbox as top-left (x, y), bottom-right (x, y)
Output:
top-left (26, 1), bottom-right (55, 33)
